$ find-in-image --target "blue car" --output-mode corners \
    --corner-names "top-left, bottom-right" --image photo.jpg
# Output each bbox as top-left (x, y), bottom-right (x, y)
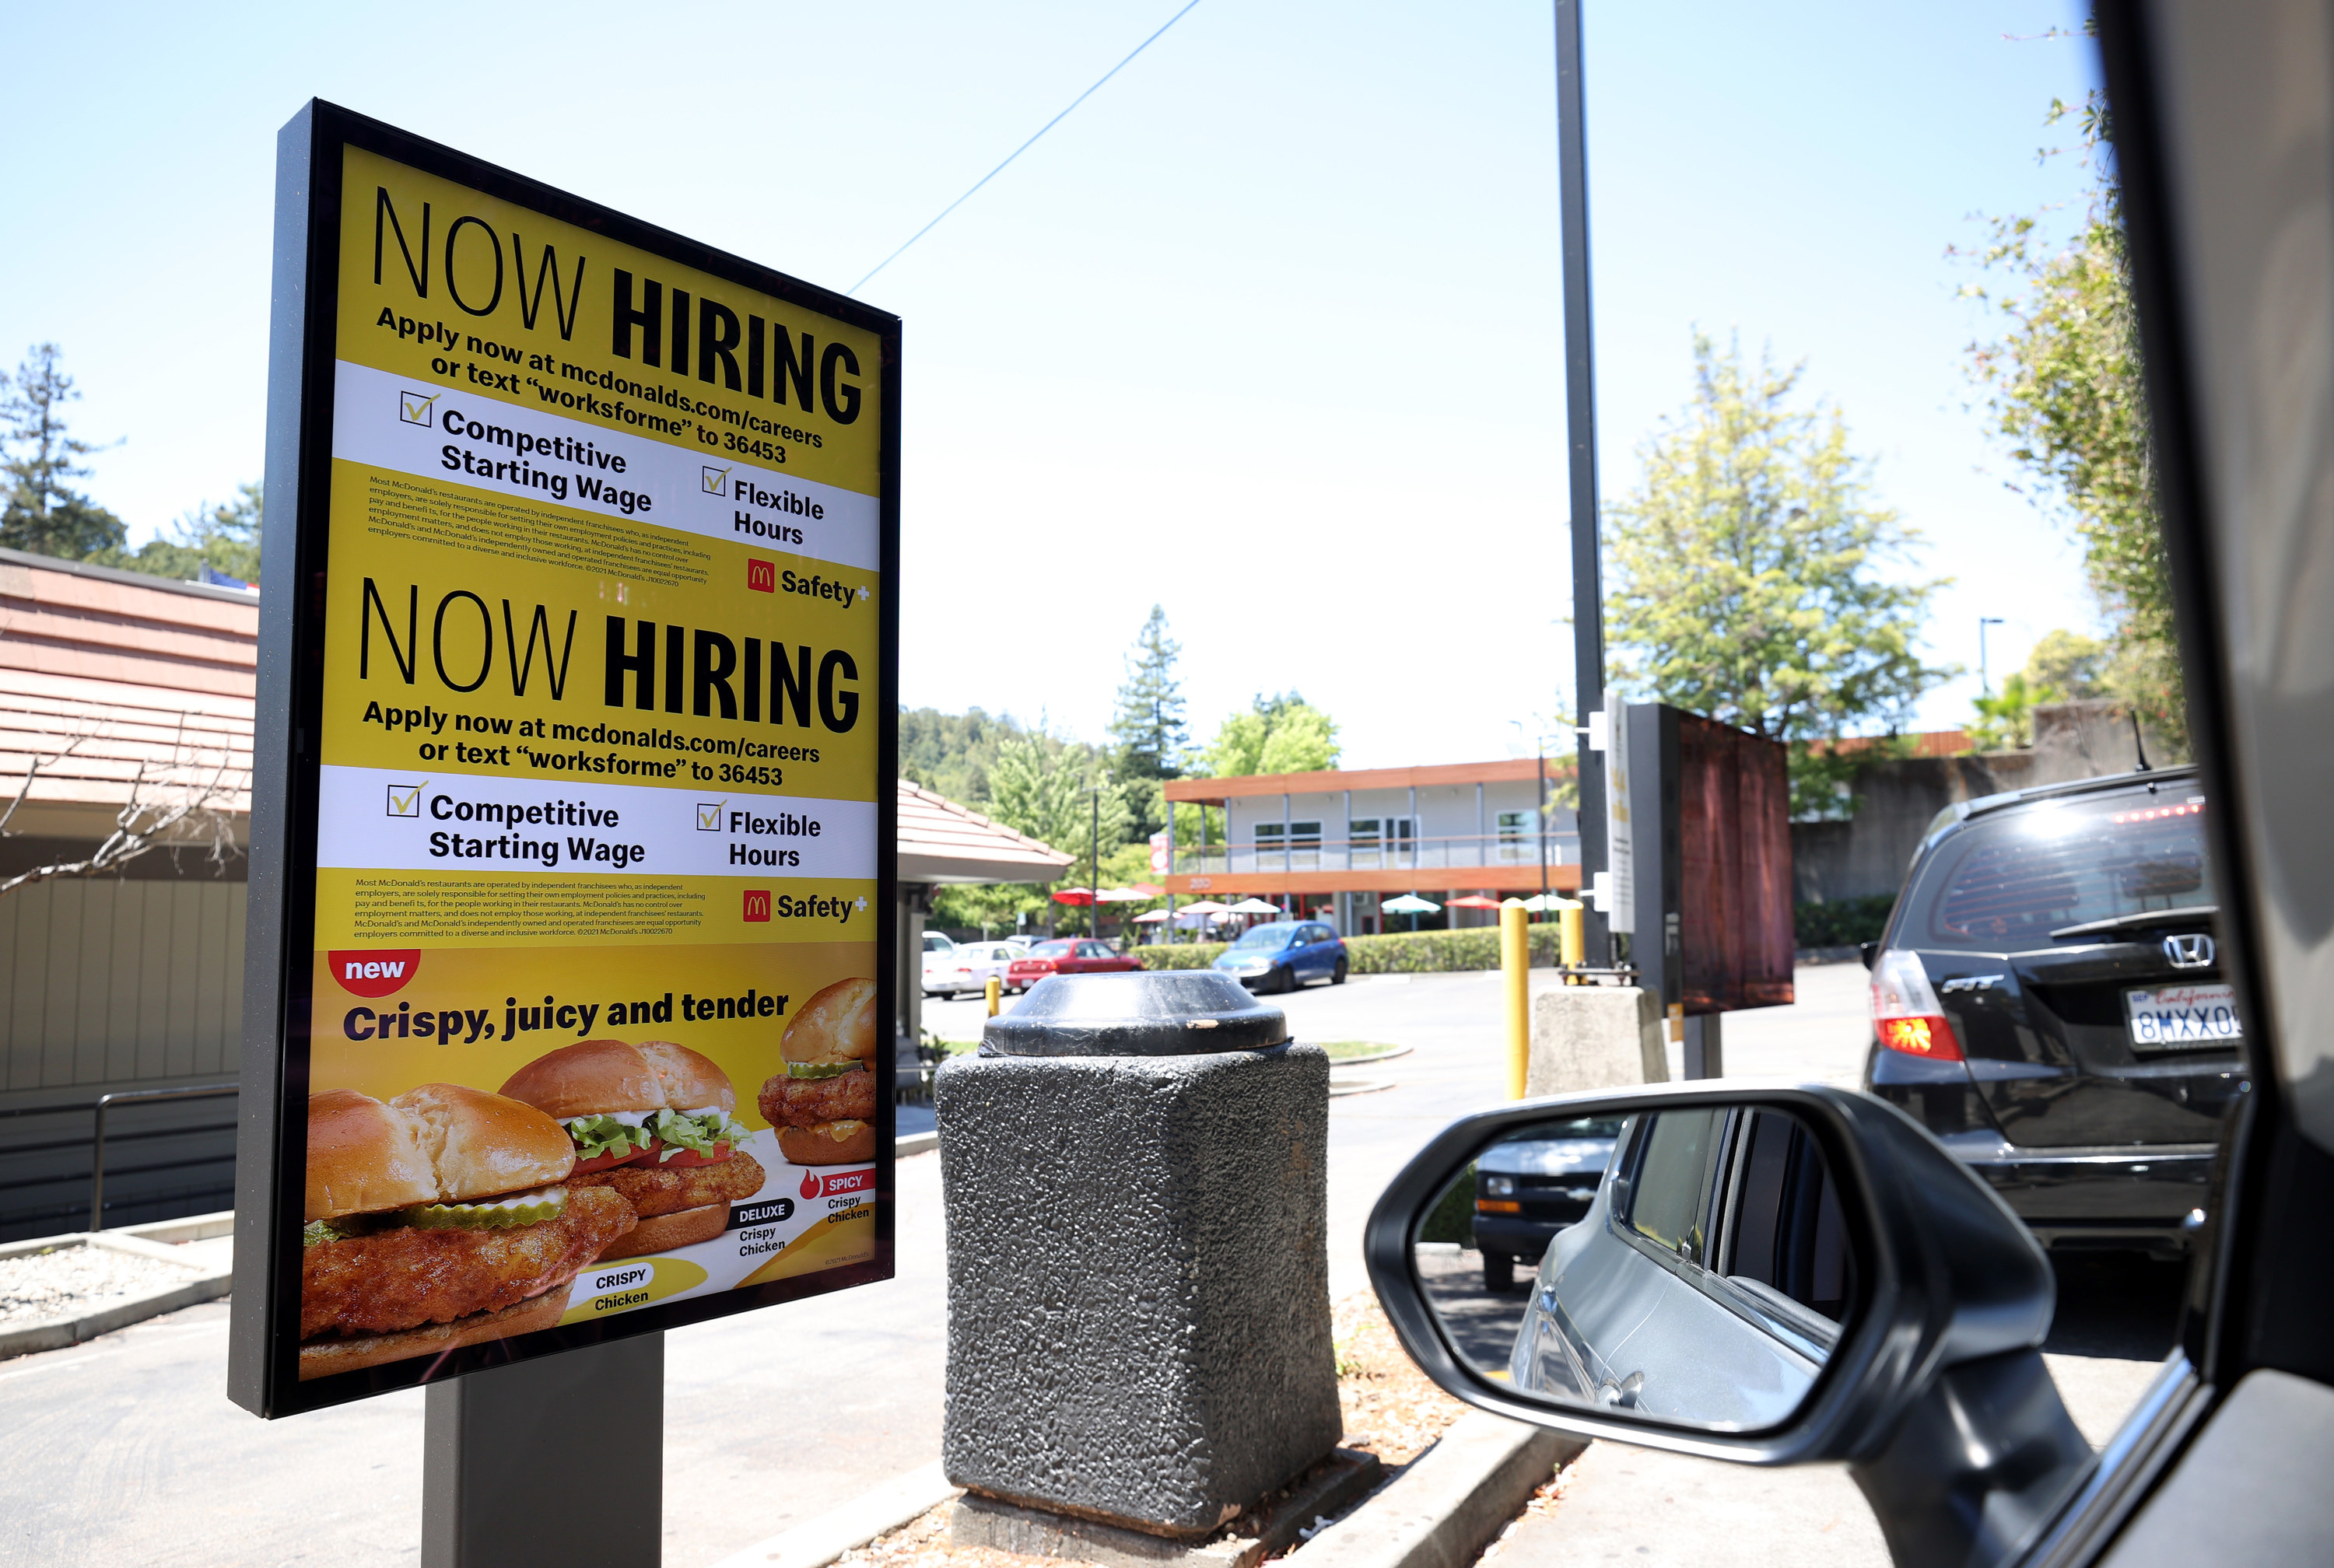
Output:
top-left (1212, 920), bottom-right (1348, 993)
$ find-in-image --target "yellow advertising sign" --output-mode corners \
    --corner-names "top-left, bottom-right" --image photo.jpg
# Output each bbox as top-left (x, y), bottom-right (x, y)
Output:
top-left (234, 105), bottom-right (897, 1419)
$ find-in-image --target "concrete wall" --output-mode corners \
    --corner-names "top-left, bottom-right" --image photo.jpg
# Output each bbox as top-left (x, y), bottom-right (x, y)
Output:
top-left (1791, 702), bottom-right (2185, 907)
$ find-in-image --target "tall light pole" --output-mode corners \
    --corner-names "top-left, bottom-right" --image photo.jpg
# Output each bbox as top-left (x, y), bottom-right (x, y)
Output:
top-left (1556, 0), bottom-right (1609, 964)
top-left (1979, 617), bottom-right (2006, 695)
top-left (1086, 787), bottom-right (1102, 941)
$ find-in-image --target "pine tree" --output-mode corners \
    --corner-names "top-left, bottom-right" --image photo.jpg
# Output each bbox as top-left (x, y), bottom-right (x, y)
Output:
top-left (0, 345), bottom-right (125, 559)
top-left (1109, 606), bottom-right (1187, 775)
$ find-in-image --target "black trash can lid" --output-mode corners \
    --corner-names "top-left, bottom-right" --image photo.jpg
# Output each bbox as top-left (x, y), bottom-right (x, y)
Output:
top-left (981, 971), bottom-right (1289, 1056)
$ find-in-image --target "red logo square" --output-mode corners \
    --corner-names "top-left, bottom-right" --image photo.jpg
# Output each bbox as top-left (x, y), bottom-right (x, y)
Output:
top-left (747, 559), bottom-right (776, 593)
top-left (743, 890), bottom-right (771, 922)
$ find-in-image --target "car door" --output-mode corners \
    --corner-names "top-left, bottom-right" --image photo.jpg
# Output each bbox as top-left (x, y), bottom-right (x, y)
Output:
top-left (1512, 1106), bottom-right (1824, 1429)
top-left (1298, 925), bottom-right (1333, 981)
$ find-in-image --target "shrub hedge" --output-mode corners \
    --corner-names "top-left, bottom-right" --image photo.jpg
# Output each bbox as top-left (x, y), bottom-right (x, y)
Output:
top-left (1135, 923), bottom-right (1567, 975)
top-left (1793, 894), bottom-right (1896, 949)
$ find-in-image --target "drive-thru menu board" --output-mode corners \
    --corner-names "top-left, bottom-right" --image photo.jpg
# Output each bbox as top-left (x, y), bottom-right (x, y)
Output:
top-left (230, 103), bottom-right (899, 1417)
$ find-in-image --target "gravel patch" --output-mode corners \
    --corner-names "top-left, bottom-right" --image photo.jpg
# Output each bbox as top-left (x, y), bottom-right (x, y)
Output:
top-left (0, 1244), bottom-right (191, 1326)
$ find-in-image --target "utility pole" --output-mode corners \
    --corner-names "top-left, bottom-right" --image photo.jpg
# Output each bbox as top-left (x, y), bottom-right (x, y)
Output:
top-left (1979, 617), bottom-right (2006, 695)
top-left (1556, 0), bottom-right (1609, 964)
top-left (1088, 788), bottom-right (1101, 940)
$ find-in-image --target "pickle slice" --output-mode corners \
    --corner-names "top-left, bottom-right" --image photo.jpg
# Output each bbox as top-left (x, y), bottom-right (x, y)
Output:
top-left (400, 1186), bottom-right (568, 1230)
top-left (785, 1062), bottom-right (862, 1080)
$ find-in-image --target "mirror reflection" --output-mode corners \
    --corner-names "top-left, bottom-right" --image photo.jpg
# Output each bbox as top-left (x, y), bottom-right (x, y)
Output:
top-left (1412, 1103), bottom-right (1859, 1431)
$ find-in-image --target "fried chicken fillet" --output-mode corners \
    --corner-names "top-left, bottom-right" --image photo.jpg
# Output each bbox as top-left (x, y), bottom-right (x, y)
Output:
top-left (758, 1070), bottom-right (878, 1129)
top-left (570, 1151), bottom-right (766, 1219)
top-left (301, 1185), bottom-right (636, 1339)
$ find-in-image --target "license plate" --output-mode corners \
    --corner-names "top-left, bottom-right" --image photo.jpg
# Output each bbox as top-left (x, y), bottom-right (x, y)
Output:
top-left (2125, 983), bottom-right (2243, 1048)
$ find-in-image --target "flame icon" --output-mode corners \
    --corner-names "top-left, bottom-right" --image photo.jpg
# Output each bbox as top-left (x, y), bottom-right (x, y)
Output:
top-left (800, 1171), bottom-right (823, 1199)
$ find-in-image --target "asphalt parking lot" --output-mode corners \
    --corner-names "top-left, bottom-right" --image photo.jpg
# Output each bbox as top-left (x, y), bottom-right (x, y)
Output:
top-left (0, 961), bottom-right (2180, 1567)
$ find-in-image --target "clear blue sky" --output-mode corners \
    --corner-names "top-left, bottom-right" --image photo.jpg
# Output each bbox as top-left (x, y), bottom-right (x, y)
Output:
top-left (2, 1), bottom-right (2097, 768)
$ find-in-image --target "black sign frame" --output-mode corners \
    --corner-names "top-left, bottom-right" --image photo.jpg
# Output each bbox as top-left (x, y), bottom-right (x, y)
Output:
top-left (228, 100), bottom-right (902, 1419)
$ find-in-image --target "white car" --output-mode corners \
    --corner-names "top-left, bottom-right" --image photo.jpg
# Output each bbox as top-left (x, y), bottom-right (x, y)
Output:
top-left (950, 942), bottom-right (1020, 995)
top-left (921, 932), bottom-right (972, 999)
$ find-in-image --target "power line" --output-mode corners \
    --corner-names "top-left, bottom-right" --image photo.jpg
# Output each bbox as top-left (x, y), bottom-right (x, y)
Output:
top-left (848, 0), bottom-right (1204, 296)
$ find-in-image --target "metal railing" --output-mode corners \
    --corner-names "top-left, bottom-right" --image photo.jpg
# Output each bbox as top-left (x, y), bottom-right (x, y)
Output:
top-left (86, 1085), bottom-right (240, 1231)
top-left (1172, 831), bottom-right (1581, 879)
top-left (0, 1084), bottom-right (240, 1237)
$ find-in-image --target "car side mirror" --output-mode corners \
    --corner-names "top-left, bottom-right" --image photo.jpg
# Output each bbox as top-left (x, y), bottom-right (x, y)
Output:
top-left (1369, 1085), bottom-right (2097, 1568)
top-left (1859, 940), bottom-right (1880, 971)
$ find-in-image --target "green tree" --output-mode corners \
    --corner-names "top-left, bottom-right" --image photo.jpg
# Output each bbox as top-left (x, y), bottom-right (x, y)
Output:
top-left (1967, 628), bottom-right (2111, 751)
top-left (2024, 628), bottom-right (2109, 699)
top-left (984, 731), bottom-right (1134, 932)
top-left (93, 482), bottom-right (263, 584)
top-left (1604, 334), bottom-right (1950, 813)
top-left (1109, 606), bottom-right (1188, 785)
top-left (0, 344), bottom-right (126, 559)
top-left (1963, 87), bottom-right (2183, 744)
top-left (1200, 691), bottom-right (1341, 778)
top-left (897, 705), bottom-right (1029, 806)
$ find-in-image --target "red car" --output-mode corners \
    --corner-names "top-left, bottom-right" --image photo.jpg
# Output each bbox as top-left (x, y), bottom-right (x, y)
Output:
top-left (1006, 938), bottom-right (1141, 992)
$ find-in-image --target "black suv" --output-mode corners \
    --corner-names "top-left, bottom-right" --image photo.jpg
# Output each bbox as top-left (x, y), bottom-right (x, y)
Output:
top-left (1862, 765), bottom-right (2244, 1256)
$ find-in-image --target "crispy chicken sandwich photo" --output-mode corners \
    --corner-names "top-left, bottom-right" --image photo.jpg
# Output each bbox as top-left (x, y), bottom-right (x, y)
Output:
top-left (300, 1083), bottom-right (637, 1381)
top-left (758, 976), bottom-right (878, 1166)
top-left (501, 1038), bottom-right (765, 1259)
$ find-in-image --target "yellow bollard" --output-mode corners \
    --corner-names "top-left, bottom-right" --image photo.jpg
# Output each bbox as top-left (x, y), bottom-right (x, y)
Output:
top-left (1559, 901), bottom-right (1584, 981)
top-left (985, 976), bottom-right (1001, 1017)
top-left (1502, 900), bottom-right (1530, 1100)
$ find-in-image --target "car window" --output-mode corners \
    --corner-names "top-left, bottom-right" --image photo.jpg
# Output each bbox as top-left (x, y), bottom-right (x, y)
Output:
top-left (1625, 1108), bottom-right (1725, 1262)
top-left (1901, 789), bottom-right (2215, 953)
top-left (1722, 1110), bottom-right (1854, 1325)
top-left (1030, 940), bottom-right (1074, 958)
top-left (1078, 941), bottom-right (1110, 957)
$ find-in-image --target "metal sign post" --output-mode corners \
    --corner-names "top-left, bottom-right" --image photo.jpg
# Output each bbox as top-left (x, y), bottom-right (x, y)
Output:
top-left (1555, 0), bottom-right (1611, 966)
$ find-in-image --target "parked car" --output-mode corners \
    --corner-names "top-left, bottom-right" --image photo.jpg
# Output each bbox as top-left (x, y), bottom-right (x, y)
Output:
top-left (920, 930), bottom-right (970, 999)
top-left (1470, 1114), bottom-right (1622, 1293)
top-left (1007, 937), bottom-right (1142, 992)
top-left (1863, 765), bottom-right (2243, 1256)
top-left (949, 941), bottom-right (1019, 996)
top-left (1211, 921), bottom-right (1347, 992)
top-left (1507, 1104), bottom-right (1851, 1428)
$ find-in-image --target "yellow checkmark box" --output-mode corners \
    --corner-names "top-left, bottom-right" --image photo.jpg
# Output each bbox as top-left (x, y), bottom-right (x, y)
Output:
top-left (399, 390), bottom-right (443, 423)
top-left (702, 464), bottom-right (733, 493)
top-left (387, 784), bottom-right (422, 815)
top-left (697, 801), bottom-right (724, 829)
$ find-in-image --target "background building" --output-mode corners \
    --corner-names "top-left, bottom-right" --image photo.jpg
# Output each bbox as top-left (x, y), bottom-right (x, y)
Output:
top-left (1162, 758), bottom-right (1579, 933)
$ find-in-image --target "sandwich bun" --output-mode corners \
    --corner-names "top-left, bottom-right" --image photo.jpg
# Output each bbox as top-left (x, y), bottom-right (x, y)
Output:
top-left (397, 1083), bottom-right (578, 1202)
top-left (783, 978), bottom-right (878, 1069)
top-left (595, 1202), bottom-right (728, 1260)
top-left (778, 1119), bottom-right (875, 1167)
top-left (307, 1089), bottom-right (434, 1222)
top-left (296, 1286), bottom-right (569, 1381)
top-left (306, 1084), bottom-right (572, 1220)
top-left (499, 1038), bottom-right (735, 1118)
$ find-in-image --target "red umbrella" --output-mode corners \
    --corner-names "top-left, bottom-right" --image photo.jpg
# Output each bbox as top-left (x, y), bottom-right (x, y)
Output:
top-left (1446, 894), bottom-right (1505, 909)
top-left (1050, 887), bottom-right (1095, 906)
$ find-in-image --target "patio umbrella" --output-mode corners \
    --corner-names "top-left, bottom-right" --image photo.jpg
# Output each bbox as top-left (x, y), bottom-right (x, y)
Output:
top-left (1225, 898), bottom-right (1284, 914)
top-left (1382, 891), bottom-right (1440, 933)
top-left (1518, 893), bottom-right (1581, 913)
top-left (1133, 909), bottom-right (1171, 923)
top-left (1446, 894), bottom-right (1504, 909)
top-left (1177, 900), bottom-right (1232, 915)
top-left (1050, 887), bottom-right (1096, 905)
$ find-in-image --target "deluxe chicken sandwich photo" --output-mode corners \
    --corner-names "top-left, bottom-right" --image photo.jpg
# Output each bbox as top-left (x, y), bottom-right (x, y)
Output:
top-left (759, 976), bottom-right (878, 1166)
top-left (299, 1083), bottom-right (637, 1381)
top-left (501, 1038), bottom-right (765, 1259)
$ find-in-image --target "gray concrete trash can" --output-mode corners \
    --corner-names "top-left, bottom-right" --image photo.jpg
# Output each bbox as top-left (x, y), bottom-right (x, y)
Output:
top-left (937, 971), bottom-right (1340, 1537)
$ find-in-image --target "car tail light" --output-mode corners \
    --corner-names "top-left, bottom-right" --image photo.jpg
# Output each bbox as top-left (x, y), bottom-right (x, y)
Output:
top-left (1871, 949), bottom-right (1964, 1061)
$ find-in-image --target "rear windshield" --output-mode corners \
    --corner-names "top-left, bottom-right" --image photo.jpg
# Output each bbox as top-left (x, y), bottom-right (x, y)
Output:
top-left (1028, 940), bottom-right (1075, 958)
top-left (1902, 789), bottom-right (2214, 953)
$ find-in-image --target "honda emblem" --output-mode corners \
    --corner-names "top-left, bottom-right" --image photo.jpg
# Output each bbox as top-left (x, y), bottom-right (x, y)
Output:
top-left (2163, 933), bottom-right (2215, 968)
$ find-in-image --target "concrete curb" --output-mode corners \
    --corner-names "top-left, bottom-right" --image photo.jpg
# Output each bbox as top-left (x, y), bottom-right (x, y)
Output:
top-left (703, 1459), bottom-right (958, 1568)
top-left (899, 1130), bottom-right (938, 1158)
top-left (1327, 1046), bottom-right (1414, 1069)
top-left (1285, 1412), bottom-right (1583, 1568)
top-left (0, 1222), bottom-right (235, 1363)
